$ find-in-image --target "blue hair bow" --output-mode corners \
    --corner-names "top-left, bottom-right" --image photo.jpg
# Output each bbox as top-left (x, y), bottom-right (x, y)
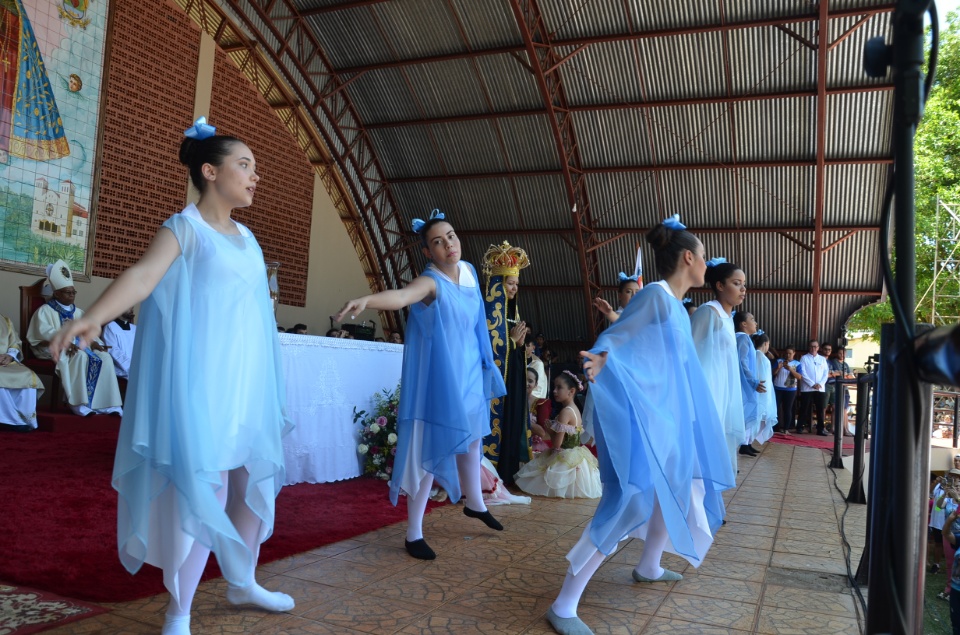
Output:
top-left (756, 329), bottom-right (765, 336)
top-left (682, 298), bottom-right (693, 305)
top-left (412, 209), bottom-right (445, 233)
top-left (705, 257), bottom-right (727, 268)
top-left (663, 214), bottom-right (686, 231)
top-left (617, 272), bottom-right (639, 283)
top-left (184, 116), bottom-right (216, 140)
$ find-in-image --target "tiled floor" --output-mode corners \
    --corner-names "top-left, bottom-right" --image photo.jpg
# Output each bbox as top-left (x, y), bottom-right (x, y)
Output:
top-left (47, 443), bottom-right (866, 634)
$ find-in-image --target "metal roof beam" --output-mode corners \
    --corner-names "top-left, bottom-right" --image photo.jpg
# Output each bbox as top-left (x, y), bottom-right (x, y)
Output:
top-left (509, 0), bottom-right (601, 340)
top-left (333, 4), bottom-right (894, 74)
top-left (299, 0), bottom-right (392, 17)
top-left (455, 225), bottom-right (880, 237)
top-left (386, 158), bottom-right (893, 183)
top-left (810, 0), bottom-right (829, 340)
top-left (363, 85), bottom-right (893, 130)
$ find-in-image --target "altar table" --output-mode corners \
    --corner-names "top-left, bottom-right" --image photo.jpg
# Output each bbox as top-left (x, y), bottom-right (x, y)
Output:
top-left (278, 334), bottom-right (403, 485)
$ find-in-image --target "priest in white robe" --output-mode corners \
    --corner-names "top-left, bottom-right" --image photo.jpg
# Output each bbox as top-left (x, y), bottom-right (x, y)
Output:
top-left (0, 314), bottom-right (43, 429)
top-left (102, 307), bottom-right (137, 378)
top-left (26, 260), bottom-right (123, 417)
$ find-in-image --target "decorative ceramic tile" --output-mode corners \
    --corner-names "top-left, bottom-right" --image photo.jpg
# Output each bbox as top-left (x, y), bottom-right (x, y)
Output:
top-left (331, 542), bottom-right (419, 568)
top-left (695, 558), bottom-right (767, 583)
top-left (442, 589), bottom-right (553, 629)
top-left (756, 605), bottom-right (860, 634)
top-left (761, 584), bottom-right (858, 616)
top-left (356, 572), bottom-right (464, 610)
top-left (269, 615), bottom-right (369, 634)
top-left (773, 539), bottom-right (845, 559)
top-left (408, 554), bottom-right (508, 587)
top-left (398, 608), bottom-right (530, 634)
top-left (42, 613), bottom-right (158, 634)
top-left (726, 512), bottom-right (781, 527)
top-left (770, 552), bottom-right (848, 576)
top-left (672, 575), bottom-right (763, 604)
top-left (300, 593), bottom-right (424, 634)
top-left (714, 531), bottom-right (775, 550)
top-left (476, 567), bottom-right (567, 599)
top-left (718, 521), bottom-right (778, 539)
top-left (521, 604), bottom-right (651, 634)
top-left (282, 558), bottom-right (394, 589)
top-left (655, 595), bottom-right (758, 631)
top-left (307, 539), bottom-right (367, 557)
top-left (578, 578), bottom-right (668, 615)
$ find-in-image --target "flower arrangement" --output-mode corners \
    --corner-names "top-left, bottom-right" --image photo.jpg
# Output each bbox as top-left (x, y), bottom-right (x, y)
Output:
top-left (354, 382), bottom-right (401, 480)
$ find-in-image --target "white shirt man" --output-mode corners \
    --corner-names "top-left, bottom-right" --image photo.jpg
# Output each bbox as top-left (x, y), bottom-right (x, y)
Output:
top-left (798, 340), bottom-right (829, 435)
top-left (102, 308), bottom-right (137, 378)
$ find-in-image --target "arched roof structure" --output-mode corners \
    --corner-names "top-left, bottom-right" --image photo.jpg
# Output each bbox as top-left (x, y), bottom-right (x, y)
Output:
top-left (177, 0), bottom-right (894, 348)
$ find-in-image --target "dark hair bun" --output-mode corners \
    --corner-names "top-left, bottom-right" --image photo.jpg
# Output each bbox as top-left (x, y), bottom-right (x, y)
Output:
top-left (179, 137), bottom-right (200, 166)
top-left (645, 223), bottom-right (673, 251)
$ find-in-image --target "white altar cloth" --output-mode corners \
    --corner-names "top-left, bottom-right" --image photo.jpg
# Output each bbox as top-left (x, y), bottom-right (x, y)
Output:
top-left (279, 334), bottom-right (403, 485)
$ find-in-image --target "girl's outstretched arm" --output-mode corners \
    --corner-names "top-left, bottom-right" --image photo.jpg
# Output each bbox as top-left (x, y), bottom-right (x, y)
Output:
top-left (334, 275), bottom-right (436, 322)
top-left (49, 228), bottom-right (182, 360)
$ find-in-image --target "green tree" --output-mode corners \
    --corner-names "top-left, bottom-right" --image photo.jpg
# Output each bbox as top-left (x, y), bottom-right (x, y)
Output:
top-left (848, 13), bottom-right (960, 337)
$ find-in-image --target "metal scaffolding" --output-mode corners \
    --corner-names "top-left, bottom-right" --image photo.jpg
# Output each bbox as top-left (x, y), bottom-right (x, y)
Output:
top-left (921, 198), bottom-right (960, 325)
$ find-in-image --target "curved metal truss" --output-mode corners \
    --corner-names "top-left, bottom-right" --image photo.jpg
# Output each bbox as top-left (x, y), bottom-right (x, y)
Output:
top-left (174, 0), bottom-right (418, 333)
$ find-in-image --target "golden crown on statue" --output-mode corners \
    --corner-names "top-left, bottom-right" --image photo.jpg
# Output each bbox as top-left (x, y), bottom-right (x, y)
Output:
top-left (482, 241), bottom-right (531, 279)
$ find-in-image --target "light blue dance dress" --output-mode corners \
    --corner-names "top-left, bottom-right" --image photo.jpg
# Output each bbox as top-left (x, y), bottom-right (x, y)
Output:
top-left (690, 301), bottom-right (744, 477)
top-left (754, 350), bottom-right (777, 444)
top-left (566, 281), bottom-right (735, 574)
top-left (735, 332), bottom-right (761, 444)
top-left (112, 205), bottom-right (291, 601)
top-left (391, 261), bottom-right (506, 505)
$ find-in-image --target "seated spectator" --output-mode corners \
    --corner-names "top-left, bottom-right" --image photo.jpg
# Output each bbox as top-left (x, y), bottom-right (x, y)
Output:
top-left (325, 328), bottom-right (342, 338)
top-left (375, 337), bottom-right (385, 342)
top-left (524, 334), bottom-right (548, 399)
top-left (388, 331), bottom-right (403, 344)
top-left (102, 307), bottom-right (136, 378)
top-left (288, 323), bottom-right (308, 334)
top-left (0, 313), bottom-right (42, 430)
top-left (276, 325), bottom-right (285, 333)
top-left (26, 260), bottom-right (123, 416)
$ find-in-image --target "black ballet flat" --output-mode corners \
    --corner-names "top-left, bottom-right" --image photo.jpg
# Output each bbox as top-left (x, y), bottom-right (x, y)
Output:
top-left (404, 539), bottom-right (436, 560)
top-left (464, 507), bottom-right (503, 531)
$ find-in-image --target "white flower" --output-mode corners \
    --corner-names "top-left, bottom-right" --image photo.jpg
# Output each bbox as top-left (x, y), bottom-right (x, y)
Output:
top-left (357, 443), bottom-right (369, 455)
top-left (387, 433), bottom-right (398, 445)
top-left (373, 455), bottom-right (383, 465)
top-left (370, 423), bottom-right (381, 434)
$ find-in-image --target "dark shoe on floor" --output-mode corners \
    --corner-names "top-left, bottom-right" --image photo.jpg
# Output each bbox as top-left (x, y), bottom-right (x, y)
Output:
top-left (816, 431), bottom-right (830, 436)
top-left (738, 445), bottom-right (755, 456)
top-left (404, 539), bottom-right (436, 560)
top-left (464, 506), bottom-right (503, 530)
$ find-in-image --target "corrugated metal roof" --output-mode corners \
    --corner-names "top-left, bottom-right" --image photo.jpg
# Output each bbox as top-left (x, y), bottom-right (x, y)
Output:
top-left (233, 0), bottom-right (896, 345)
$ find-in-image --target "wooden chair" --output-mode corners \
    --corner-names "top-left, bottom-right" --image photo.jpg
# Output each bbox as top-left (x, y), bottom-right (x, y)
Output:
top-left (19, 278), bottom-right (63, 412)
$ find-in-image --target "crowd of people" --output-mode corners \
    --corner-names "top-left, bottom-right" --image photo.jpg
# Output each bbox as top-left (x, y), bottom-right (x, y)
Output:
top-left (0, 117), bottom-right (861, 635)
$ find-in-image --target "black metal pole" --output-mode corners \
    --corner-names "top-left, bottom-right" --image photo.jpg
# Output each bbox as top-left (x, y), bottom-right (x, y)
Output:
top-left (847, 374), bottom-right (872, 504)
top-left (830, 379), bottom-right (845, 468)
top-left (866, 2), bottom-right (929, 632)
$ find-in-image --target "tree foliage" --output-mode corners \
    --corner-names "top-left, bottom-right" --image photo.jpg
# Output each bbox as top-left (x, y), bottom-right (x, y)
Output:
top-left (848, 13), bottom-right (960, 337)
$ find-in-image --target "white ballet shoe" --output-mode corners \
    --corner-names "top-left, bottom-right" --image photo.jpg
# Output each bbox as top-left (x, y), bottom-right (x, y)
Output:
top-left (226, 582), bottom-right (295, 612)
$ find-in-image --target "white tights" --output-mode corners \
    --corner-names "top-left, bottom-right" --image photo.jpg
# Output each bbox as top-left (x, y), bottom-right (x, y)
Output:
top-left (405, 438), bottom-right (486, 542)
top-left (552, 496), bottom-right (670, 619)
top-left (166, 468), bottom-right (263, 617)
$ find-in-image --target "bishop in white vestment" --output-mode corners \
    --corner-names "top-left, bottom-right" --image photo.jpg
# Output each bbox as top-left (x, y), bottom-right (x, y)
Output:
top-left (0, 314), bottom-right (43, 428)
top-left (26, 261), bottom-right (123, 417)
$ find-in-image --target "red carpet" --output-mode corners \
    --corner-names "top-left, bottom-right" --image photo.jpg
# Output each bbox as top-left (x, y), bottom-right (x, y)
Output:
top-left (0, 429), bottom-right (441, 603)
top-left (768, 431), bottom-right (870, 452)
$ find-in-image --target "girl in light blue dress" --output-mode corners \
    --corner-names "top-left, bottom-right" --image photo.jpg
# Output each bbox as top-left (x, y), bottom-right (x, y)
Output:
top-left (691, 261), bottom-right (746, 479)
top-left (734, 310), bottom-right (765, 456)
top-left (547, 216), bottom-right (735, 635)
top-left (49, 118), bottom-right (293, 635)
top-left (335, 211), bottom-right (507, 560)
